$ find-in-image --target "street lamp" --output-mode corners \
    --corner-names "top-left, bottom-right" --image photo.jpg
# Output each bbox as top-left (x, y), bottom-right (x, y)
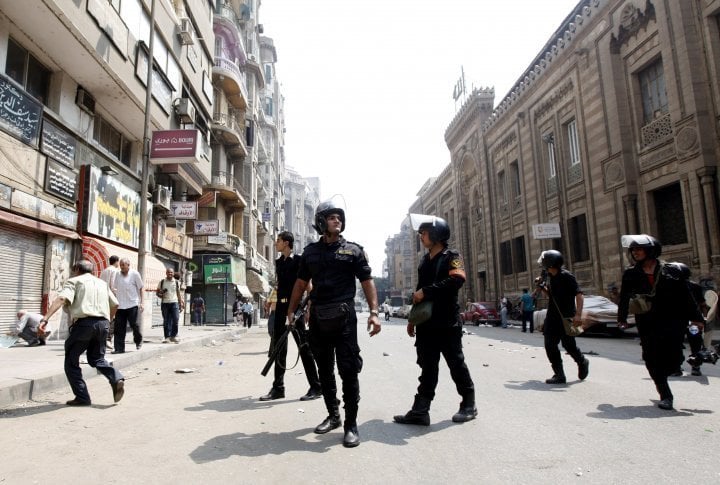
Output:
top-left (138, 0), bottom-right (157, 278)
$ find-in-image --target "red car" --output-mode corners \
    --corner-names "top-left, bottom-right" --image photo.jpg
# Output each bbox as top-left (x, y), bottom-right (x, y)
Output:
top-left (461, 302), bottom-right (501, 326)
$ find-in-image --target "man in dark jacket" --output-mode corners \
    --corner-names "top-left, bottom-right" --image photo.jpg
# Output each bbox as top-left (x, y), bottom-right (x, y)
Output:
top-left (536, 250), bottom-right (589, 385)
top-left (259, 231), bottom-right (321, 402)
top-left (617, 235), bottom-right (704, 410)
top-left (393, 214), bottom-right (477, 427)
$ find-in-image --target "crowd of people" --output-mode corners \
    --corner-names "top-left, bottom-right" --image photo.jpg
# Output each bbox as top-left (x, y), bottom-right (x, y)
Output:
top-left (6, 193), bottom-right (718, 447)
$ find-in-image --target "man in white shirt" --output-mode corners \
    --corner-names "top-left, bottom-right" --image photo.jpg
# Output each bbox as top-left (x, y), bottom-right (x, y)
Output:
top-left (99, 255), bottom-right (119, 349)
top-left (158, 268), bottom-right (184, 343)
top-left (112, 257), bottom-right (144, 353)
top-left (241, 300), bottom-right (254, 328)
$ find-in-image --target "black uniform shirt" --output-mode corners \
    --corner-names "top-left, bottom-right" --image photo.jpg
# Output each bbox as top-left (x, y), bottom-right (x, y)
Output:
top-left (544, 269), bottom-right (581, 334)
top-left (416, 248), bottom-right (465, 327)
top-left (275, 254), bottom-right (299, 300)
top-left (297, 236), bottom-right (372, 304)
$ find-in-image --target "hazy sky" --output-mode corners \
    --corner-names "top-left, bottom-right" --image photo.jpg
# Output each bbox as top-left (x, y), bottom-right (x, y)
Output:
top-left (261, 0), bottom-right (580, 275)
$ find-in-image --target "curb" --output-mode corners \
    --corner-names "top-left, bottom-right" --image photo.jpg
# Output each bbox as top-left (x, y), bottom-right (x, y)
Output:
top-left (0, 328), bottom-right (240, 409)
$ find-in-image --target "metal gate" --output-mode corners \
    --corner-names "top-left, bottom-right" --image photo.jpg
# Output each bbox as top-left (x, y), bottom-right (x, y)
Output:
top-left (0, 224), bottom-right (46, 334)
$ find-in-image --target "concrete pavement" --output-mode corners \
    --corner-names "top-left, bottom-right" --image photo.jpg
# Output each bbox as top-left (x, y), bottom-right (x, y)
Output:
top-left (0, 318), bottom-right (266, 408)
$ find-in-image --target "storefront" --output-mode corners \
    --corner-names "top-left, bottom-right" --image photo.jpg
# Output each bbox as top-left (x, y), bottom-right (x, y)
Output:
top-left (0, 78), bottom-right (79, 337)
top-left (80, 165), bottom-right (166, 330)
top-left (191, 252), bottom-right (251, 324)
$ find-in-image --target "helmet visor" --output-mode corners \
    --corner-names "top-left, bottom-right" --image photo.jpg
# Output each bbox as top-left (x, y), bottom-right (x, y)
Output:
top-left (409, 213), bottom-right (439, 232)
top-left (621, 234), bottom-right (654, 248)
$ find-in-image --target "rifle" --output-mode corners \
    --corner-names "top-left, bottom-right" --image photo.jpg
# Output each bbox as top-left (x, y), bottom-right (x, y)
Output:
top-left (261, 297), bottom-right (309, 376)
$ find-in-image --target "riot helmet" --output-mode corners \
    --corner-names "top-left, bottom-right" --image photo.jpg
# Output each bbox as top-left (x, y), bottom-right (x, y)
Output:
top-left (313, 195), bottom-right (346, 235)
top-left (409, 213), bottom-right (450, 244)
top-left (621, 234), bottom-right (662, 263)
top-left (538, 250), bottom-right (564, 269)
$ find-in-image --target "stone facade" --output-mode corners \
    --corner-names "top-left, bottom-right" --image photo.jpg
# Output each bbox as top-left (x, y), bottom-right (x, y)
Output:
top-left (394, 0), bottom-right (720, 304)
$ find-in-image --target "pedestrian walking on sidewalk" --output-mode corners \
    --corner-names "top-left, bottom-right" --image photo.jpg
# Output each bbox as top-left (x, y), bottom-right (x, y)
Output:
top-left (394, 214), bottom-right (477, 428)
top-left (41, 259), bottom-right (125, 406)
top-left (286, 197), bottom-right (381, 448)
top-left (520, 288), bottom-right (536, 333)
top-left (241, 299), bottom-right (254, 328)
top-left (191, 293), bottom-right (205, 325)
top-left (260, 231), bottom-right (322, 403)
top-left (158, 268), bottom-right (184, 343)
top-left (99, 255), bottom-right (119, 350)
top-left (113, 257), bottom-right (144, 353)
top-left (535, 250), bottom-right (589, 385)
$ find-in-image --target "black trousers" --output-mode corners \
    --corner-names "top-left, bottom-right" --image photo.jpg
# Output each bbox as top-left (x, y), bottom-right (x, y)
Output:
top-left (415, 324), bottom-right (475, 401)
top-left (114, 306), bottom-right (142, 352)
top-left (640, 330), bottom-right (684, 400)
top-left (269, 302), bottom-right (320, 391)
top-left (309, 310), bottom-right (362, 414)
top-left (543, 332), bottom-right (584, 370)
top-left (65, 317), bottom-right (123, 402)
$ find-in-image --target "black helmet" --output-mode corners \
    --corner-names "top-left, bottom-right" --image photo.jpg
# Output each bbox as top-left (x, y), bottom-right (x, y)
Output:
top-left (538, 250), bottom-right (564, 269)
top-left (621, 234), bottom-right (662, 262)
top-left (313, 197), bottom-right (345, 235)
top-left (667, 262), bottom-right (691, 280)
top-left (409, 213), bottom-right (450, 244)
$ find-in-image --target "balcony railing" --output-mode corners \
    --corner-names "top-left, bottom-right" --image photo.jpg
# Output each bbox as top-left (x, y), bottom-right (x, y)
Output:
top-left (212, 170), bottom-right (230, 186)
top-left (641, 112), bottom-right (672, 148)
top-left (213, 112), bottom-right (240, 133)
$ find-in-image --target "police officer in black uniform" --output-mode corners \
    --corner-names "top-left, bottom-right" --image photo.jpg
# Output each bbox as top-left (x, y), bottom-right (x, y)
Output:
top-left (617, 235), bottom-right (704, 410)
top-left (393, 214), bottom-right (477, 426)
top-left (667, 262), bottom-right (707, 377)
top-left (260, 231), bottom-right (322, 401)
top-left (286, 197), bottom-right (381, 448)
top-left (536, 250), bottom-right (590, 385)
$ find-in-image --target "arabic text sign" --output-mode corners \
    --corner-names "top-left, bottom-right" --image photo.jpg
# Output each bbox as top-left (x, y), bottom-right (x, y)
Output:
top-left (532, 223), bottom-right (562, 240)
top-left (0, 73), bottom-right (42, 146)
top-left (41, 120), bottom-right (76, 167)
top-left (170, 201), bottom-right (197, 220)
top-left (194, 219), bottom-right (219, 236)
top-left (150, 129), bottom-right (200, 164)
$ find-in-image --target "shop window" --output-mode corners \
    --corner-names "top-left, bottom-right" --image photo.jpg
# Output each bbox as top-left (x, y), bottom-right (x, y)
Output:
top-left (653, 183), bottom-right (687, 245)
top-left (568, 214), bottom-right (589, 262)
top-left (5, 38), bottom-right (51, 105)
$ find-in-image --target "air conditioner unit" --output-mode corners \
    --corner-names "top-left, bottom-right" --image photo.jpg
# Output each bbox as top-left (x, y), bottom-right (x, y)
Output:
top-left (178, 18), bottom-right (194, 45)
top-left (76, 88), bottom-right (95, 115)
top-left (153, 186), bottom-right (172, 211)
top-left (175, 98), bottom-right (196, 124)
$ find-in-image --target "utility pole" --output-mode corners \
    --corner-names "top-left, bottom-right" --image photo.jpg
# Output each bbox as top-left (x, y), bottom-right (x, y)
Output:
top-left (138, 0), bottom-right (157, 278)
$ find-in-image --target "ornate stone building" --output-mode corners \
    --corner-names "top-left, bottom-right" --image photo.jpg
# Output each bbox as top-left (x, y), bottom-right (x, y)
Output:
top-left (396, 0), bottom-right (720, 304)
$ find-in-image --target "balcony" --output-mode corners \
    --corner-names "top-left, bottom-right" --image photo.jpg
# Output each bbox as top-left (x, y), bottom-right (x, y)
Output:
top-left (211, 112), bottom-right (248, 158)
top-left (203, 170), bottom-right (248, 209)
top-left (213, 55), bottom-right (248, 109)
top-left (193, 232), bottom-right (243, 255)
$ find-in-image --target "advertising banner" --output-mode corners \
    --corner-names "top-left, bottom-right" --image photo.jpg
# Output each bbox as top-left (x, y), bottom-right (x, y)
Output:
top-left (84, 165), bottom-right (141, 248)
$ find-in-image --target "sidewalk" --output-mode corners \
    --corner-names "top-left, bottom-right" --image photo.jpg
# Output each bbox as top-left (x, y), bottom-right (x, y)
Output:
top-left (0, 318), bottom-right (267, 409)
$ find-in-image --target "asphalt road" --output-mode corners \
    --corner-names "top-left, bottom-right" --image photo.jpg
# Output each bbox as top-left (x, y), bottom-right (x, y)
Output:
top-left (1, 318), bottom-right (718, 484)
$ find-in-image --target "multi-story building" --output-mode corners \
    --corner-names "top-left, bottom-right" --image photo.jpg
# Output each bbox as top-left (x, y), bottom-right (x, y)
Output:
top-left (0, 0), bottom-right (214, 334)
top-left (396, 0), bottom-right (720, 305)
top-left (283, 167), bottom-right (320, 254)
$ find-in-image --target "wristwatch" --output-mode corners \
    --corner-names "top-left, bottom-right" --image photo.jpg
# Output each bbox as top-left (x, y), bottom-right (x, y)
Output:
top-left (370, 309), bottom-right (379, 317)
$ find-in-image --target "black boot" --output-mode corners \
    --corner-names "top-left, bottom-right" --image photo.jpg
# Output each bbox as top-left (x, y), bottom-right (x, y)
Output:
top-left (343, 404), bottom-right (360, 448)
top-left (452, 392), bottom-right (477, 423)
top-left (315, 398), bottom-right (341, 434)
top-left (259, 387), bottom-right (285, 401)
top-left (578, 358), bottom-right (589, 380)
top-left (545, 364), bottom-right (566, 384)
top-left (393, 395), bottom-right (431, 426)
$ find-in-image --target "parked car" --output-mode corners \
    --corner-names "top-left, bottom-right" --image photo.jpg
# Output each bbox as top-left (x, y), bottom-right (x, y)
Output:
top-left (392, 305), bottom-right (411, 318)
top-left (533, 295), bottom-right (635, 335)
top-left (461, 302), bottom-right (501, 326)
